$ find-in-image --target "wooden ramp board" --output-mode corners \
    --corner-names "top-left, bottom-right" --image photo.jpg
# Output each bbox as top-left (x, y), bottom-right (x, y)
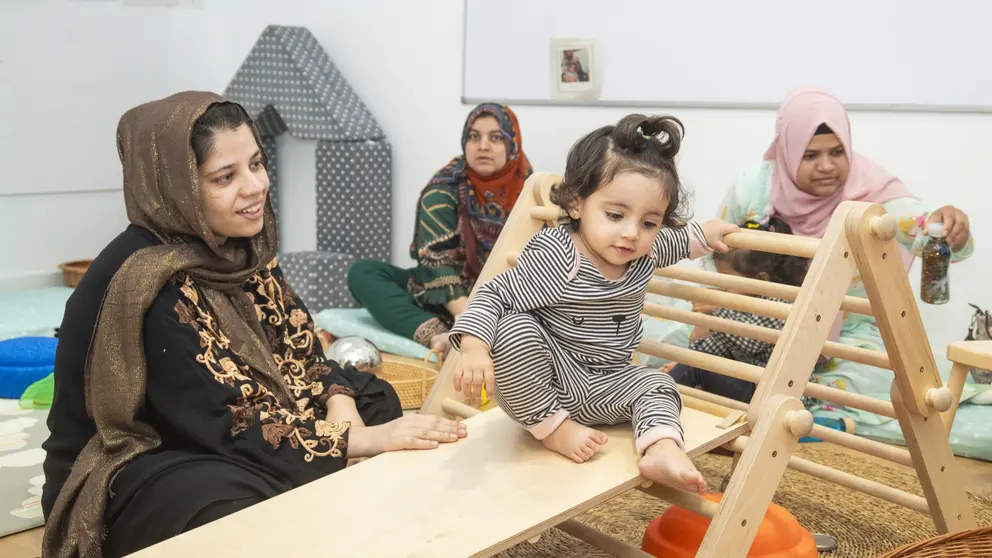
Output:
top-left (133, 407), bottom-right (747, 558)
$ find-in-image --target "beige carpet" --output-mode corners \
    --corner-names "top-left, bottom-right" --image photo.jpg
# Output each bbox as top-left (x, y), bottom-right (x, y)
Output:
top-left (495, 443), bottom-right (992, 558)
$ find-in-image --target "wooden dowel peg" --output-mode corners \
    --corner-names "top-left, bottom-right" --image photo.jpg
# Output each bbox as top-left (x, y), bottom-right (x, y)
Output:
top-left (869, 214), bottom-right (898, 241)
top-left (785, 410), bottom-right (814, 438)
top-left (925, 386), bottom-right (953, 412)
top-left (529, 206), bottom-right (561, 222)
top-left (441, 397), bottom-right (482, 418)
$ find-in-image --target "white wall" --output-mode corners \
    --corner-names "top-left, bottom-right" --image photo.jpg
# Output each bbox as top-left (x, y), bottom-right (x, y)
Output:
top-left (273, 134), bottom-right (317, 254)
top-left (1, 0), bottom-right (989, 360)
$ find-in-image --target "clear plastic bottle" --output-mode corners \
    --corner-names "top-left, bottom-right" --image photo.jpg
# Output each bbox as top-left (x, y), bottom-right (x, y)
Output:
top-left (920, 222), bottom-right (951, 304)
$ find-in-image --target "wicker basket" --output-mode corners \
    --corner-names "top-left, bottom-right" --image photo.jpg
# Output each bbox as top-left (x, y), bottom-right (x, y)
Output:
top-left (58, 259), bottom-right (93, 288)
top-left (877, 526), bottom-right (992, 557)
top-left (375, 351), bottom-right (442, 410)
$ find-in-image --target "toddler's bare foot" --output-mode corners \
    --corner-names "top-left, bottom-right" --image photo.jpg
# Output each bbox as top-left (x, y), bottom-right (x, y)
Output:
top-left (541, 418), bottom-right (608, 463)
top-left (639, 438), bottom-right (708, 493)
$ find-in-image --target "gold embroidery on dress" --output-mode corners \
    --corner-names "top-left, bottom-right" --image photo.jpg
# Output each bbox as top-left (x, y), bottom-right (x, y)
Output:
top-left (296, 420), bottom-right (349, 462)
top-left (173, 272), bottom-right (346, 462)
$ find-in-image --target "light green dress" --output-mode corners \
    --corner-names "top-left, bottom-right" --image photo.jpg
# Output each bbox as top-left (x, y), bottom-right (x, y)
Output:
top-left (647, 161), bottom-right (991, 459)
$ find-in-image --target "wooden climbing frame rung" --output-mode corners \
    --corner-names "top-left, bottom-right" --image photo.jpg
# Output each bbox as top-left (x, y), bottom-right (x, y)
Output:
top-left (729, 435), bottom-right (929, 513)
top-left (641, 340), bottom-right (898, 419)
top-left (637, 483), bottom-right (720, 518)
top-left (528, 205), bottom-right (561, 222)
top-left (682, 384), bottom-right (916, 469)
top-left (723, 227), bottom-right (821, 258)
top-left (646, 279), bottom-right (794, 319)
top-left (643, 302), bottom-right (891, 369)
top-left (655, 265), bottom-right (873, 316)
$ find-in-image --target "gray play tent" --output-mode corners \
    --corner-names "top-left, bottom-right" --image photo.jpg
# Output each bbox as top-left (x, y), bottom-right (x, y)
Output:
top-left (224, 25), bottom-right (392, 312)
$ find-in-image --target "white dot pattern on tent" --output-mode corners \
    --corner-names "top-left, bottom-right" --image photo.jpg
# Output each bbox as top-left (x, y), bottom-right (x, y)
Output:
top-left (316, 140), bottom-right (391, 261)
top-left (280, 251), bottom-right (358, 311)
top-left (224, 26), bottom-right (384, 142)
top-left (223, 24), bottom-right (393, 312)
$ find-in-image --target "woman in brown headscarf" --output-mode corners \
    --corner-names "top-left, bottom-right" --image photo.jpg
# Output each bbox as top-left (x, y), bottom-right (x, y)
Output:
top-left (40, 92), bottom-right (466, 558)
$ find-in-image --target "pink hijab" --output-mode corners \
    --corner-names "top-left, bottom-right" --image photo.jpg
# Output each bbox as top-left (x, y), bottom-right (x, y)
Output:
top-left (765, 87), bottom-right (915, 238)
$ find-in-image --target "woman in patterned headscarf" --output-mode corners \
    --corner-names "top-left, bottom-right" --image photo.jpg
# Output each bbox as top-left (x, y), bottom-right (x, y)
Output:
top-left (348, 103), bottom-right (532, 354)
top-left (40, 92), bottom-right (466, 558)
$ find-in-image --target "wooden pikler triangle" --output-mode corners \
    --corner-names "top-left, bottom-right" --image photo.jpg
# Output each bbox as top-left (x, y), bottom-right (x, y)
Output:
top-left (419, 171), bottom-right (977, 556)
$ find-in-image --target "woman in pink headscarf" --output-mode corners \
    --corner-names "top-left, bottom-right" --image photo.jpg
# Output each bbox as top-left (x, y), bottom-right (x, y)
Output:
top-left (727, 87), bottom-right (972, 249)
top-left (694, 87), bottom-right (978, 452)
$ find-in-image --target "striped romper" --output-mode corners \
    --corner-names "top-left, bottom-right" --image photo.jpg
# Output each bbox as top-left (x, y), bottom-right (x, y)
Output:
top-left (449, 222), bottom-right (709, 455)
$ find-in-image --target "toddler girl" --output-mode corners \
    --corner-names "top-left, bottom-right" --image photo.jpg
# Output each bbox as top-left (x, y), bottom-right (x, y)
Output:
top-left (448, 114), bottom-right (737, 493)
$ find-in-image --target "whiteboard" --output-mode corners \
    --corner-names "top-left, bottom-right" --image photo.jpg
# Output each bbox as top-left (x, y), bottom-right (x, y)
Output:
top-left (463, 0), bottom-right (992, 112)
top-left (0, 0), bottom-right (174, 196)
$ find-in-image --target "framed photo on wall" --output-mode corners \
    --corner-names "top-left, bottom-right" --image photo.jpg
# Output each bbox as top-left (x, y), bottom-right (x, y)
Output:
top-left (549, 37), bottom-right (602, 101)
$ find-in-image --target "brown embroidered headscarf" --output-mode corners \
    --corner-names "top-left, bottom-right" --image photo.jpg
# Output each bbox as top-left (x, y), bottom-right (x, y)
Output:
top-left (43, 91), bottom-right (293, 557)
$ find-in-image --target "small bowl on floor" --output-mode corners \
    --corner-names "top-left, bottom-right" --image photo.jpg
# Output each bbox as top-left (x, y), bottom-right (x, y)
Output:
top-left (58, 260), bottom-right (93, 288)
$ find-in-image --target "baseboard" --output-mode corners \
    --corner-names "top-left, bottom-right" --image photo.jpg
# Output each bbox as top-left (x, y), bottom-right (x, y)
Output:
top-left (0, 271), bottom-right (64, 292)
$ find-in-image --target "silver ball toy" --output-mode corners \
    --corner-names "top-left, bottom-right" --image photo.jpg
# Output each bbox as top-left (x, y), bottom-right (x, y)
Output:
top-left (325, 336), bottom-right (382, 372)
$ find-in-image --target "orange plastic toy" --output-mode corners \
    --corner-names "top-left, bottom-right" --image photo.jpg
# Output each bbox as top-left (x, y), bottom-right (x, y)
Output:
top-left (641, 493), bottom-right (817, 557)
